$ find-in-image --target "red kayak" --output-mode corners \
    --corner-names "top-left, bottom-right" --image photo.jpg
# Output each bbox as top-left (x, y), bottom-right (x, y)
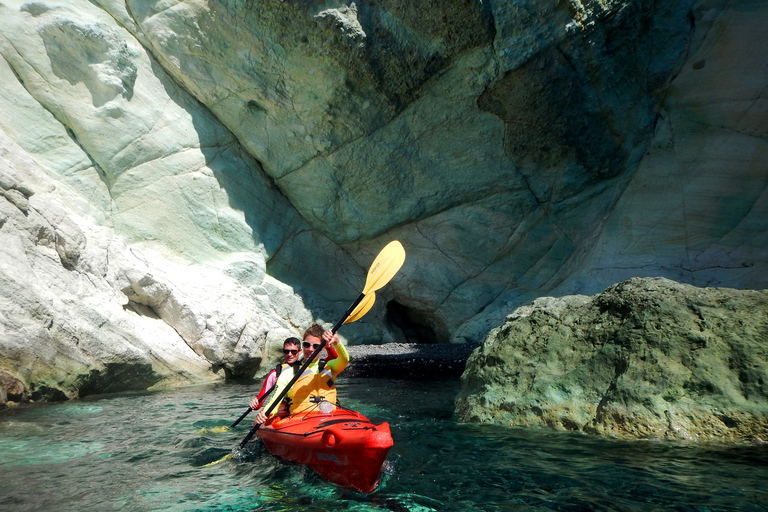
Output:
top-left (256, 408), bottom-right (393, 493)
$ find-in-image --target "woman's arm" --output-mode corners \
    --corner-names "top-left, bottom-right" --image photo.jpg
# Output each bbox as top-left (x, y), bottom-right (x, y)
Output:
top-left (250, 369), bottom-right (277, 409)
top-left (322, 330), bottom-right (349, 375)
top-left (325, 343), bottom-right (338, 361)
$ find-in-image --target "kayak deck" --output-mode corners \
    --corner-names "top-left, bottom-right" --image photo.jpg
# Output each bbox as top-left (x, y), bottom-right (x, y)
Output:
top-left (256, 408), bottom-right (393, 493)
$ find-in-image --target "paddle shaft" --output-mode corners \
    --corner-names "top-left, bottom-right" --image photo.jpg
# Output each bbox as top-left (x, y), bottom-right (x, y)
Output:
top-left (332, 293), bottom-right (365, 333)
top-left (238, 293), bottom-right (365, 448)
top-left (229, 376), bottom-right (282, 429)
top-left (230, 407), bottom-right (252, 429)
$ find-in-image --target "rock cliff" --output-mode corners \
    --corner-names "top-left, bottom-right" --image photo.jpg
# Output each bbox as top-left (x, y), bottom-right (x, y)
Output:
top-left (1, 0), bottom-right (766, 401)
top-left (456, 277), bottom-right (768, 442)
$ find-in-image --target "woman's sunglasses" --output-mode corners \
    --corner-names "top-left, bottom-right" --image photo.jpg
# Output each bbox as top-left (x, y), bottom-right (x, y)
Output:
top-left (283, 349), bottom-right (299, 355)
top-left (302, 342), bottom-right (321, 349)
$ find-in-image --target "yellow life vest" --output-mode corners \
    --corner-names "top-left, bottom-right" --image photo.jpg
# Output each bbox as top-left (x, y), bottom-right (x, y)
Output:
top-left (287, 343), bottom-right (348, 414)
top-left (262, 362), bottom-right (300, 415)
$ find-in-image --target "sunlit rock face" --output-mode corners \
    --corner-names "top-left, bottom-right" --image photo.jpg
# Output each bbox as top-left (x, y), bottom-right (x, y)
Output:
top-left (0, 0), bottom-right (332, 399)
top-left (0, 128), bottom-right (309, 399)
top-left (95, 0), bottom-right (767, 343)
top-left (456, 277), bottom-right (768, 442)
top-left (1, 0), bottom-right (766, 399)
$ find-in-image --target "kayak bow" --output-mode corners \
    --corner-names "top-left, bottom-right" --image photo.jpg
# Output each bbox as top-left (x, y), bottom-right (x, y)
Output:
top-left (256, 408), bottom-right (393, 493)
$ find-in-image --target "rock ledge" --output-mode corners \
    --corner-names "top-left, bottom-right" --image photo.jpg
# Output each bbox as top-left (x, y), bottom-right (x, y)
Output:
top-left (346, 343), bottom-right (479, 379)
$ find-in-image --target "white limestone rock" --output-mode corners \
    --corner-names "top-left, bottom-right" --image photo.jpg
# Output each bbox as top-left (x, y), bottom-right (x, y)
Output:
top-left (0, 0), bottom-right (355, 400)
top-left (95, 0), bottom-right (768, 346)
top-left (580, 0), bottom-right (768, 289)
top-left (0, 129), bottom-right (301, 398)
top-left (1, 0), bottom-right (767, 403)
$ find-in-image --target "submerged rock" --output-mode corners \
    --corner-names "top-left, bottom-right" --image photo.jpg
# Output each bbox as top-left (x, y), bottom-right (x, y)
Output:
top-left (455, 277), bottom-right (768, 442)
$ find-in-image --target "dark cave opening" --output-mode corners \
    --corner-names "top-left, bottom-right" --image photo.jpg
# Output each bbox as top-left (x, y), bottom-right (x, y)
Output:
top-left (385, 300), bottom-right (439, 344)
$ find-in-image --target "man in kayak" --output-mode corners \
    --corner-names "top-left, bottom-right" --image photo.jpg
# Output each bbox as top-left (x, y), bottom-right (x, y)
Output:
top-left (285, 323), bottom-right (349, 415)
top-left (252, 330), bottom-right (341, 424)
top-left (250, 337), bottom-right (302, 424)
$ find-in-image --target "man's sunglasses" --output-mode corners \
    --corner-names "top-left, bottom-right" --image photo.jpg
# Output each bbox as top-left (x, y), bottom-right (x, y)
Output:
top-left (283, 349), bottom-right (299, 355)
top-left (302, 342), bottom-right (321, 349)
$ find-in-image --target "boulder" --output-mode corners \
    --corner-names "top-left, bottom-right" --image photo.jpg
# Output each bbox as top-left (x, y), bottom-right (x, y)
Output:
top-left (456, 277), bottom-right (768, 442)
top-left (0, 371), bottom-right (27, 407)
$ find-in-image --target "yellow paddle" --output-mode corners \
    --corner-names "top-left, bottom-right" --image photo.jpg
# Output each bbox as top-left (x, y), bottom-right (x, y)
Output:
top-left (343, 291), bottom-right (377, 325)
top-left (237, 240), bottom-right (405, 449)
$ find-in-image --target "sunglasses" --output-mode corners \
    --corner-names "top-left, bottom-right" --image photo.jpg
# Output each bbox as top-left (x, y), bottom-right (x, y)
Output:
top-left (283, 349), bottom-right (299, 355)
top-left (302, 342), bottom-right (321, 349)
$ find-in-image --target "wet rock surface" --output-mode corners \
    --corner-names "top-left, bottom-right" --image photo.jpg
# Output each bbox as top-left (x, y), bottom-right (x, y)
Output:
top-left (346, 343), bottom-right (480, 379)
top-left (0, 371), bottom-right (26, 407)
top-left (456, 277), bottom-right (768, 442)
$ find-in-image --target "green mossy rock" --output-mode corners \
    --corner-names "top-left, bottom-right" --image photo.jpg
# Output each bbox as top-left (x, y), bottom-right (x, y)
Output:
top-left (456, 277), bottom-right (768, 442)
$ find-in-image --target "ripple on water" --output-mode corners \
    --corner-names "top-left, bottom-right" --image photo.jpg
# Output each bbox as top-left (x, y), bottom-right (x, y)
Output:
top-left (55, 405), bottom-right (104, 415)
top-left (0, 438), bottom-right (105, 466)
top-left (1, 379), bottom-right (768, 512)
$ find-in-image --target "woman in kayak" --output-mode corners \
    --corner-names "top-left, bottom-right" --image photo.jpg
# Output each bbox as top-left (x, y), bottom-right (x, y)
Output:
top-left (286, 323), bottom-right (349, 415)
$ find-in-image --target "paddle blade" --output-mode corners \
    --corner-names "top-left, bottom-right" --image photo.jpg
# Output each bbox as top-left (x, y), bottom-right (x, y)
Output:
top-left (198, 425), bottom-right (230, 435)
top-left (363, 241), bottom-right (405, 295)
top-left (343, 292), bottom-right (375, 325)
top-left (198, 453), bottom-right (233, 468)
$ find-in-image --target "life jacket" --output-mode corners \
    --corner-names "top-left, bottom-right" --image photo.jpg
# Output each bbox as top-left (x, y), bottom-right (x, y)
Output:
top-left (261, 361), bottom-right (301, 414)
top-left (286, 359), bottom-right (338, 414)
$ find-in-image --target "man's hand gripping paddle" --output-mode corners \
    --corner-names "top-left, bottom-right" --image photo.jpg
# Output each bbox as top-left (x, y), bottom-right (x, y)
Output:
top-left (237, 240), bottom-right (406, 450)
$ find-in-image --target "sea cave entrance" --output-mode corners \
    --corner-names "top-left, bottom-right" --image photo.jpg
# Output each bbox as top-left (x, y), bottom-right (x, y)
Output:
top-left (385, 300), bottom-right (440, 344)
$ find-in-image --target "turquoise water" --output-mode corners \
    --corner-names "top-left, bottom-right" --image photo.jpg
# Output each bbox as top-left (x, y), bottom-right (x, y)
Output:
top-left (1, 377), bottom-right (767, 511)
